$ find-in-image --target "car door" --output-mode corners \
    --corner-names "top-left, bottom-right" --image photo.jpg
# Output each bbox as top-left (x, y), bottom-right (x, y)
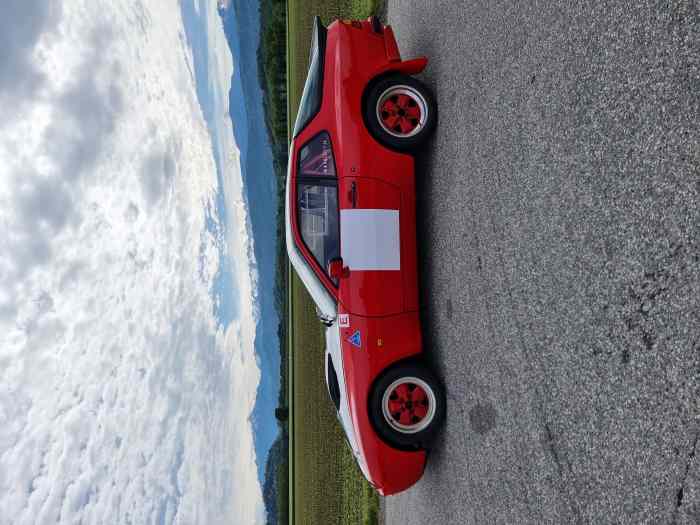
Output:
top-left (294, 132), bottom-right (341, 293)
top-left (338, 176), bottom-right (403, 317)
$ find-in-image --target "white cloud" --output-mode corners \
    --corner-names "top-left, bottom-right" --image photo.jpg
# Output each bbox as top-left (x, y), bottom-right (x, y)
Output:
top-left (0, 0), bottom-right (61, 110)
top-left (0, 1), bottom-right (263, 524)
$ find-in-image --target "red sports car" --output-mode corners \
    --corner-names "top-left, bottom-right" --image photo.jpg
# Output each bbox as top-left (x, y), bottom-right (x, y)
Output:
top-left (286, 16), bottom-right (444, 495)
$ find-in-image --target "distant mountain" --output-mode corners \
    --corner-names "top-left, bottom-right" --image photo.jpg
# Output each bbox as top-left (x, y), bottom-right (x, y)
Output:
top-left (219, 0), bottom-right (283, 496)
top-left (262, 430), bottom-right (288, 525)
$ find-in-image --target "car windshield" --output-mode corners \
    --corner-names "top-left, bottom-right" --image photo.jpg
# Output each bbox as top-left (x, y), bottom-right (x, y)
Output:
top-left (292, 17), bottom-right (326, 138)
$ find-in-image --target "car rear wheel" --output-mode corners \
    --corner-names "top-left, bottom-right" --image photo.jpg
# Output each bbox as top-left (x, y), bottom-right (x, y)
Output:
top-left (364, 74), bottom-right (437, 152)
top-left (369, 361), bottom-right (445, 449)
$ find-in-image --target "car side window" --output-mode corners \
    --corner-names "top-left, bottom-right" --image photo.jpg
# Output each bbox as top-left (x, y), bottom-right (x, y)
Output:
top-left (292, 17), bottom-right (326, 138)
top-left (297, 182), bottom-right (340, 280)
top-left (296, 132), bottom-right (339, 284)
top-left (298, 132), bottom-right (336, 177)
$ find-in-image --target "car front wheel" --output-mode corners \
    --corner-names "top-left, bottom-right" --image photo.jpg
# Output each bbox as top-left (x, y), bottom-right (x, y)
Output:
top-left (364, 73), bottom-right (437, 152)
top-left (369, 361), bottom-right (445, 449)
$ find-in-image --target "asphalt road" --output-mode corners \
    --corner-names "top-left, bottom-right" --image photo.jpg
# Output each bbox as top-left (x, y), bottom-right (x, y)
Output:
top-left (381, 2), bottom-right (700, 524)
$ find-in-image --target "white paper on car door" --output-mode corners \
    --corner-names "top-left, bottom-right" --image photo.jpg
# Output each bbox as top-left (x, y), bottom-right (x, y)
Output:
top-left (340, 209), bottom-right (400, 270)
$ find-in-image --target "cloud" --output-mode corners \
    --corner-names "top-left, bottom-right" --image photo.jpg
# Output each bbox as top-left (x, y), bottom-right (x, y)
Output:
top-left (140, 144), bottom-right (178, 207)
top-left (0, 1), bottom-right (263, 524)
top-left (43, 29), bottom-right (124, 182)
top-left (2, 25), bottom-right (124, 282)
top-left (15, 174), bottom-right (75, 232)
top-left (0, 0), bottom-right (61, 104)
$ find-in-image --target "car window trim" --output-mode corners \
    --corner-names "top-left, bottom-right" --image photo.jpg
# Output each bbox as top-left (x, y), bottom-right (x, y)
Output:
top-left (286, 159), bottom-right (338, 319)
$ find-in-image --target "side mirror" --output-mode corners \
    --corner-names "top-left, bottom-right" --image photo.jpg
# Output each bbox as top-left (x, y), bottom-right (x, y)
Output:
top-left (315, 306), bottom-right (334, 327)
top-left (327, 257), bottom-right (348, 280)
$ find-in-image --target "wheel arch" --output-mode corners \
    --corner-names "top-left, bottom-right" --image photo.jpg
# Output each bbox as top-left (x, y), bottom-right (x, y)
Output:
top-left (360, 56), bottom-right (427, 128)
top-left (360, 68), bottom-right (436, 153)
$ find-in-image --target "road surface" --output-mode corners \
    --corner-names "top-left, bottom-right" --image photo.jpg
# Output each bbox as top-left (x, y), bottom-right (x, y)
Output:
top-left (382, 1), bottom-right (700, 523)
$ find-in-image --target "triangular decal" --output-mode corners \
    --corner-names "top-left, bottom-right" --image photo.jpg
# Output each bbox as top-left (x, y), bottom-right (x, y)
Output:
top-left (347, 330), bottom-right (361, 348)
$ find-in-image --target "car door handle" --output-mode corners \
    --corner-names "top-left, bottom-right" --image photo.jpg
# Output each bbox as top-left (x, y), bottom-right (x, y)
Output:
top-left (348, 181), bottom-right (357, 208)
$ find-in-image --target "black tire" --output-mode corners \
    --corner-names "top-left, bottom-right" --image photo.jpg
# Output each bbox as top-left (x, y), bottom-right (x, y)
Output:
top-left (369, 361), bottom-right (446, 449)
top-left (364, 73), bottom-right (437, 152)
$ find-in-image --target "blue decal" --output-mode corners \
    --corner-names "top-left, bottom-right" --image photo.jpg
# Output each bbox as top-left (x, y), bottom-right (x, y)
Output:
top-left (347, 330), bottom-right (362, 348)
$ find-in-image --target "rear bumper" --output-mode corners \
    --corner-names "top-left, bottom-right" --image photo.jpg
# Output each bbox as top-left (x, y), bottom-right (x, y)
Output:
top-left (361, 14), bottom-right (401, 62)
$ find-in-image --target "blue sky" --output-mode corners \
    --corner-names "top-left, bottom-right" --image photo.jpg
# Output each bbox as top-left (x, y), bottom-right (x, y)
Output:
top-left (0, 0), bottom-right (272, 523)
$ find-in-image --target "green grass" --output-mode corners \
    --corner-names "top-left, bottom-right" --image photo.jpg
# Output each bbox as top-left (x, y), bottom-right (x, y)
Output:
top-left (287, 1), bottom-right (382, 524)
top-left (289, 272), bottom-right (380, 525)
